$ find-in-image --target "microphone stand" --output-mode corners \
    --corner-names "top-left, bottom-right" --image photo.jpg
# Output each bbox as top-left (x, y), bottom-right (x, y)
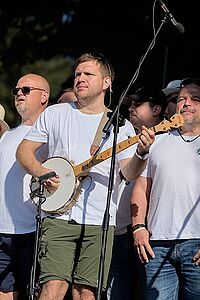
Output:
top-left (96, 110), bottom-right (125, 300)
top-left (103, 15), bottom-right (168, 135)
top-left (96, 15), bottom-right (168, 300)
top-left (29, 180), bottom-right (46, 300)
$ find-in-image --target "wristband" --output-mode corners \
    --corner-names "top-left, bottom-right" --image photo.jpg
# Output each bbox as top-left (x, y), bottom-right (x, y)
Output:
top-left (133, 227), bottom-right (146, 234)
top-left (135, 149), bottom-right (149, 160)
top-left (131, 223), bottom-right (145, 232)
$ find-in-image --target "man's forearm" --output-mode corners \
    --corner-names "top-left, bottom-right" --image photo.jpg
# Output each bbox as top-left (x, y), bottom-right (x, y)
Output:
top-left (130, 176), bottom-right (149, 225)
top-left (121, 153), bottom-right (147, 180)
top-left (16, 140), bottom-right (43, 177)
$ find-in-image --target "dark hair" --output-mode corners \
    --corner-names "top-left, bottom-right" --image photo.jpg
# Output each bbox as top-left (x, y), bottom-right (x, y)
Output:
top-left (180, 78), bottom-right (200, 88)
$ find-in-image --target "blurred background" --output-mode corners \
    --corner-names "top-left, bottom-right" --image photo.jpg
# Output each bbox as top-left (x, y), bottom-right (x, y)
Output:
top-left (0, 0), bottom-right (198, 127)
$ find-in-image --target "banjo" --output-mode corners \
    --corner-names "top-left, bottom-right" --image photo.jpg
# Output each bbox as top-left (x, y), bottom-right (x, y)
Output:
top-left (30, 114), bottom-right (183, 214)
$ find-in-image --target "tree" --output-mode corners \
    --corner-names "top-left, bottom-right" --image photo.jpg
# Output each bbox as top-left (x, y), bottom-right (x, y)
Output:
top-left (0, 0), bottom-right (79, 127)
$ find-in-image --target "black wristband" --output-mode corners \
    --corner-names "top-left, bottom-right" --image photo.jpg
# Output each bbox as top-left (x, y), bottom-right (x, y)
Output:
top-left (135, 149), bottom-right (149, 160)
top-left (131, 224), bottom-right (145, 232)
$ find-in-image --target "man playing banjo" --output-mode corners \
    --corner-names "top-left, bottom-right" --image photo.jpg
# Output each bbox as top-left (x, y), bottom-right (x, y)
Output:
top-left (16, 53), bottom-right (155, 300)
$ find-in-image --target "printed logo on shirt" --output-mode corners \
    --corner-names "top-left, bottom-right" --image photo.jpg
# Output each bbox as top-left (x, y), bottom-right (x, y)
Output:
top-left (196, 148), bottom-right (200, 156)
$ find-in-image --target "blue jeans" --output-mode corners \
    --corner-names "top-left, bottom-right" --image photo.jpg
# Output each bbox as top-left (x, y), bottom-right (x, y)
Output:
top-left (107, 231), bottom-right (143, 300)
top-left (142, 239), bottom-right (200, 300)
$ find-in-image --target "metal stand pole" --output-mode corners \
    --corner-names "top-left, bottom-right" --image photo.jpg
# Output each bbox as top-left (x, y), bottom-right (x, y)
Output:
top-left (29, 181), bottom-right (45, 300)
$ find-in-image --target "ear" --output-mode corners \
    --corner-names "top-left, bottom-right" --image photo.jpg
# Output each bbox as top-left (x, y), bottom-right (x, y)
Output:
top-left (153, 105), bottom-right (161, 116)
top-left (103, 76), bottom-right (112, 92)
top-left (41, 91), bottom-right (49, 105)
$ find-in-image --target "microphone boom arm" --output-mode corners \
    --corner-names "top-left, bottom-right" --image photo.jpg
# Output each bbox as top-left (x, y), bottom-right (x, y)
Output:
top-left (157, 0), bottom-right (185, 33)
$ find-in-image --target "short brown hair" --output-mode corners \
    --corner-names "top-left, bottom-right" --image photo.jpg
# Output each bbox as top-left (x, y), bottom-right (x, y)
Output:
top-left (74, 52), bottom-right (115, 82)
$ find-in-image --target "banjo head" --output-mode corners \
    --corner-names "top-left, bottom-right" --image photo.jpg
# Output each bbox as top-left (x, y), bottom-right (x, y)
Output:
top-left (31, 157), bottom-right (76, 213)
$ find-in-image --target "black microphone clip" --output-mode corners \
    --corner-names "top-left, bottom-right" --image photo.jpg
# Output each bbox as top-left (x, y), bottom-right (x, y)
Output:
top-left (158, 0), bottom-right (185, 34)
top-left (35, 171), bottom-right (57, 183)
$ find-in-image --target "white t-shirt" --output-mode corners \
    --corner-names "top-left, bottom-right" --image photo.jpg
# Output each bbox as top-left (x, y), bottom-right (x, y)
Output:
top-left (25, 103), bottom-right (137, 225)
top-left (0, 124), bottom-right (48, 234)
top-left (114, 178), bottom-right (134, 235)
top-left (143, 130), bottom-right (200, 240)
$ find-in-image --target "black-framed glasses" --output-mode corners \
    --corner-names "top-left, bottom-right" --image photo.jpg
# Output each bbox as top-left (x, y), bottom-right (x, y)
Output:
top-left (12, 86), bottom-right (46, 96)
top-left (129, 101), bottom-right (148, 109)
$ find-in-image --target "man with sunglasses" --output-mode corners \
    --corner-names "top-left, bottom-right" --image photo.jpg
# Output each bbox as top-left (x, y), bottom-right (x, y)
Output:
top-left (16, 53), bottom-right (155, 300)
top-left (131, 78), bottom-right (200, 299)
top-left (0, 73), bottom-right (50, 300)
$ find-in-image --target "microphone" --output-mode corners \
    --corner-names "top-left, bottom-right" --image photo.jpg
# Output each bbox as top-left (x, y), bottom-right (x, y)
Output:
top-left (35, 171), bottom-right (57, 183)
top-left (30, 171), bottom-right (57, 199)
top-left (157, 0), bottom-right (185, 34)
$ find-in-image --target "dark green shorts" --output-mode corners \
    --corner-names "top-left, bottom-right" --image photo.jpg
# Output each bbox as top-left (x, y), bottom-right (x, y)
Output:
top-left (39, 217), bottom-right (114, 289)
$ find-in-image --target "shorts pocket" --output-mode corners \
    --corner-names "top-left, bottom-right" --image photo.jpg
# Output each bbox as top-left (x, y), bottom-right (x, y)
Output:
top-left (38, 241), bottom-right (48, 260)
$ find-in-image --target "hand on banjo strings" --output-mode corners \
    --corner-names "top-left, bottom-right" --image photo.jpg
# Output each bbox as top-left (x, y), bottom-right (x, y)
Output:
top-left (37, 168), bottom-right (60, 194)
top-left (137, 125), bottom-right (155, 155)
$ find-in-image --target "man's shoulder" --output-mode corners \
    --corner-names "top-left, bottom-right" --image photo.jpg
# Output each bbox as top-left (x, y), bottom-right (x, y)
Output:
top-left (44, 102), bottom-right (74, 115)
top-left (155, 129), bottom-right (178, 141)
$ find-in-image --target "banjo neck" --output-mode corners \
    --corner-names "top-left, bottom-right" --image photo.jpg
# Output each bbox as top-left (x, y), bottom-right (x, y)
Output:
top-left (73, 114), bottom-right (183, 177)
top-left (73, 135), bottom-right (139, 177)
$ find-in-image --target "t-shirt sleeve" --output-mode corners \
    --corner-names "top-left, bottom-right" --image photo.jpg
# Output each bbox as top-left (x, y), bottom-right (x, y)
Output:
top-left (24, 109), bottom-right (49, 143)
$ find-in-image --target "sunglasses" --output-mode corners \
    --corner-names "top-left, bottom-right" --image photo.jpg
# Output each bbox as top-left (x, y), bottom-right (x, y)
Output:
top-left (129, 101), bottom-right (147, 108)
top-left (12, 86), bottom-right (46, 96)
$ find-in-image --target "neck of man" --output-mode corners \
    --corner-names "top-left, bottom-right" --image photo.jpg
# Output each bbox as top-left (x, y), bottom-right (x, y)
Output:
top-left (21, 111), bottom-right (43, 126)
top-left (76, 97), bottom-right (106, 114)
top-left (135, 117), bottom-right (163, 134)
top-left (180, 122), bottom-right (200, 136)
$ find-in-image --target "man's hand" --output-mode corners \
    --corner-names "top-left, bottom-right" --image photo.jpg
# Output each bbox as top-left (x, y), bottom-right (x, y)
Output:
top-left (133, 228), bottom-right (155, 264)
top-left (193, 250), bottom-right (200, 266)
top-left (36, 167), bottom-right (60, 193)
top-left (137, 126), bottom-right (155, 155)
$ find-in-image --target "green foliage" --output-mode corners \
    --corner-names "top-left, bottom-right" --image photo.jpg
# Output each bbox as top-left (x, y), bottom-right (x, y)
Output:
top-left (0, 0), bottom-right (79, 128)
